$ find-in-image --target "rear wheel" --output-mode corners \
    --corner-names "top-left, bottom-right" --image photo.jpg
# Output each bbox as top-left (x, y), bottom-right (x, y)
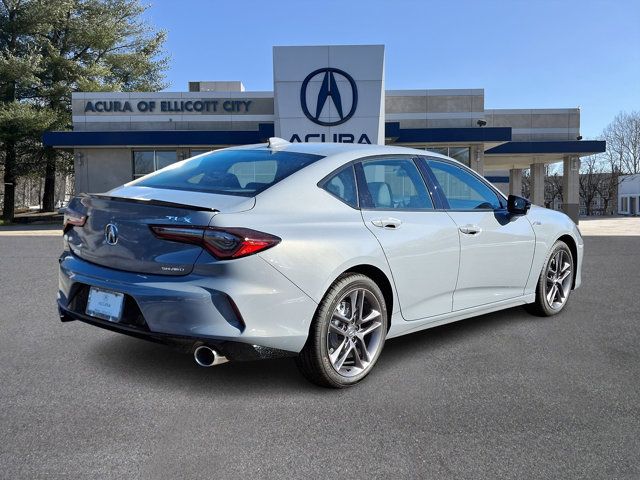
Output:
top-left (528, 241), bottom-right (574, 316)
top-left (296, 273), bottom-right (388, 388)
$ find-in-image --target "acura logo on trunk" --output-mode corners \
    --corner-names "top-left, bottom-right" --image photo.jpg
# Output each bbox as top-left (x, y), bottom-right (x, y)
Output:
top-left (104, 223), bottom-right (118, 245)
top-left (300, 68), bottom-right (358, 126)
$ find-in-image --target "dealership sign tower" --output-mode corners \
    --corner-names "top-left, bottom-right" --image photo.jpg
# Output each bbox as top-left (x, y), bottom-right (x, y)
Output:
top-left (273, 45), bottom-right (385, 145)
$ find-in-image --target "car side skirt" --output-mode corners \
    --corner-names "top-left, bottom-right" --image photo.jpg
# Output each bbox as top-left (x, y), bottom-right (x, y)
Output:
top-left (387, 293), bottom-right (536, 339)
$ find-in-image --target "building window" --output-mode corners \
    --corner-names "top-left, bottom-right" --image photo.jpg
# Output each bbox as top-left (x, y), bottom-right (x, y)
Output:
top-left (425, 146), bottom-right (470, 167)
top-left (189, 149), bottom-right (213, 158)
top-left (133, 150), bottom-right (178, 179)
top-left (429, 147), bottom-right (448, 156)
top-left (620, 196), bottom-right (628, 213)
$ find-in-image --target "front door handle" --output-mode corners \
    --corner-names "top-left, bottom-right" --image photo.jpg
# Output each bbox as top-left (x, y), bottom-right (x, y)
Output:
top-left (371, 217), bottom-right (402, 229)
top-left (459, 224), bottom-right (482, 235)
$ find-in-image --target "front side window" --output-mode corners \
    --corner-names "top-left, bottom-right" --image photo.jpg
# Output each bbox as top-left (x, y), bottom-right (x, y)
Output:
top-left (359, 158), bottom-right (433, 210)
top-left (427, 159), bottom-right (502, 210)
top-left (321, 166), bottom-right (358, 208)
top-left (133, 148), bottom-right (322, 197)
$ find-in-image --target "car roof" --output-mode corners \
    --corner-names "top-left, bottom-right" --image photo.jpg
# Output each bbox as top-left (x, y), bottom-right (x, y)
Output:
top-left (226, 139), bottom-right (450, 160)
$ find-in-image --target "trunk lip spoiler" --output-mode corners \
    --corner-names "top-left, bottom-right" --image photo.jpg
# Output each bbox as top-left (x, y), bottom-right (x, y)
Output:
top-left (87, 193), bottom-right (220, 213)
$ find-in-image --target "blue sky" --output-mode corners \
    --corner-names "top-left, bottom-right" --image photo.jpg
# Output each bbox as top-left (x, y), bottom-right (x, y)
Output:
top-left (144, 0), bottom-right (639, 138)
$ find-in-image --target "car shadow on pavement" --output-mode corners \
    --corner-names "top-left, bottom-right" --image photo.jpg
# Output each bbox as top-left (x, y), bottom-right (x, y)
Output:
top-left (86, 305), bottom-right (536, 393)
top-left (381, 305), bottom-right (535, 363)
top-left (87, 334), bottom-right (313, 395)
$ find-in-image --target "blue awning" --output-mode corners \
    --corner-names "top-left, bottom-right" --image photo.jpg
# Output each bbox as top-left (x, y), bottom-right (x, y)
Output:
top-left (43, 124), bottom-right (276, 147)
top-left (44, 123), bottom-right (511, 148)
top-left (385, 123), bottom-right (512, 143)
top-left (44, 124), bottom-right (604, 158)
top-left (485, 140), bottom-right (606, 156)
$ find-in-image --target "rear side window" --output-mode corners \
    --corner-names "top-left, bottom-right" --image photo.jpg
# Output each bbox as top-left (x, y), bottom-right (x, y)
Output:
top-left (321, 166), bottom-right (358, 208)
top-left (133, 149), bottom-right (323, 197)
top-left (359, 158), bottom-right (433, 210)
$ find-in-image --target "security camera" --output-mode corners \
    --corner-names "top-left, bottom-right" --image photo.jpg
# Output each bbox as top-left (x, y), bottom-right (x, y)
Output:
top-left (576, 135), bottom-right (582, 140)
top-left (477, 119), bottom-right (487, 127)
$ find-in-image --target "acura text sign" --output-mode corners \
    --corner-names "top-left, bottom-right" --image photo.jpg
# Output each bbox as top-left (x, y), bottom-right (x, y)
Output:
top-left (82, 99), bottom-right (253, 114)
top-left (273, 45), bottom-right (385, 145)
top-left (71, 92), bottom-right (276, 121)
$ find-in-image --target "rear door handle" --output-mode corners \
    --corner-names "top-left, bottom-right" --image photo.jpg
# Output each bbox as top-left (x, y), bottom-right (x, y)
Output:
top-left (371, 217), bottom-right (402, 229)
top-left (459, 224), bottom-right (482, 235)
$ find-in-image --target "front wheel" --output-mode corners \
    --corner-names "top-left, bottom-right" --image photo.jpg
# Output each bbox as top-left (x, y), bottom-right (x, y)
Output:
top-left (528, 241), bottom-right (574, 316)
top-left (296, 273), bottom-right (388, 388)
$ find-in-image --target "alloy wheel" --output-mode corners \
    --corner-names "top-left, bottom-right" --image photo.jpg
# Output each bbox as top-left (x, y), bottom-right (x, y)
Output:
top-left (544, 249), bottom-right (573, 310)
top-left (326, 288), bottom-right (384, 377)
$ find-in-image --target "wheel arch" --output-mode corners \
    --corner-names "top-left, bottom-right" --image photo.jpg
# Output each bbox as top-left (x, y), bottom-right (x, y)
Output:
top-left (557, 234), bottom-right (578, 289)
top-left (341, 264), bottom-right (394, 330)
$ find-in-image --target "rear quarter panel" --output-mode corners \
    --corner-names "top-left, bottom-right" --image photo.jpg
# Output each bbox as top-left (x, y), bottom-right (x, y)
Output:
top-left (209, 158), bottom-right (400, 315)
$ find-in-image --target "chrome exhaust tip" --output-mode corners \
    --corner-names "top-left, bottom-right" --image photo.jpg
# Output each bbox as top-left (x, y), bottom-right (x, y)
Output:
top-left (193, 345), bottom-right (229, 367)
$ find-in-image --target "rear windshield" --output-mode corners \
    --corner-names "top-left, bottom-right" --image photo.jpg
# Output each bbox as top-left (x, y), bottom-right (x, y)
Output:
top-left (132, 149), bottom-right (323, 196)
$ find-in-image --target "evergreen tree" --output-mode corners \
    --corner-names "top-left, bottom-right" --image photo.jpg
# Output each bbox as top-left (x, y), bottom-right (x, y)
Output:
top-left (0, 0), bottom-right (51, 221)
top-left (1, 0), bottom-right (167, 221)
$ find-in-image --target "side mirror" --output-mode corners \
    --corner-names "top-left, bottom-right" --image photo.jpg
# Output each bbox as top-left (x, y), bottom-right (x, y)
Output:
top-left (507, 195), bottom-right (531, 215)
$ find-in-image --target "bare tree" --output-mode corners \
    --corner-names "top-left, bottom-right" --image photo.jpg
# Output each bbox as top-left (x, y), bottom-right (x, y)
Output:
top-left (545, 165), bottom-right (563, 209)
top-left (579, 154), bottom-right (605, 216)
top-left (603, 111), bottom-right (640, 174)
top-left (522, 169), bottom-right (530, 199)
top-left (597, 160), bottom-right (620, 215)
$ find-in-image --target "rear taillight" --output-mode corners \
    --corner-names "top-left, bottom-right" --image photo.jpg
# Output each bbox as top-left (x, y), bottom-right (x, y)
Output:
top-left (150, 225), bottom-right (281, 260)
top-left (63, 208), bottom-right (87, 232)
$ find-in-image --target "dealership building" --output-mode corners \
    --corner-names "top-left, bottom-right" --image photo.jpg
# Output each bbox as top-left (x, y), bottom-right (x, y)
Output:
top-left (618, 174), bottom-right (640, 215)
top-left (44, 44), bottom-right (605, 222)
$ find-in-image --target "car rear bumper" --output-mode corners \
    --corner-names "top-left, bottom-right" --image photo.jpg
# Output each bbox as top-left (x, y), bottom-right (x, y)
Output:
top-left (58, 251), bottom-right (318, 354)
top-left (57, 305), bottom-right (295, 361)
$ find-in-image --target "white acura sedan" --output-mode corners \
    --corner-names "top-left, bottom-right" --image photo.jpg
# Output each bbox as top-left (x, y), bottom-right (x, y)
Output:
top-left (58, 139), bottom-right (583, 387)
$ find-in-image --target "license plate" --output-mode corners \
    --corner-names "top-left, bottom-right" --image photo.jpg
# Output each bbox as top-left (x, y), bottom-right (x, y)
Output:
top-left (86, 287), bottom-right (124, 322)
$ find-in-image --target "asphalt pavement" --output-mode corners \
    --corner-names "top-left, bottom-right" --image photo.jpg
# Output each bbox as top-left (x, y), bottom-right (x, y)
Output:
top-left (1, 228), bottom-right (638, 479)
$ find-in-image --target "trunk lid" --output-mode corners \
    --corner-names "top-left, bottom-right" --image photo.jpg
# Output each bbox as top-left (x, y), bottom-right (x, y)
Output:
top-left (107, 185), bottom-right (255, 213)
top-left (65, 188), bottom-right (254, 276)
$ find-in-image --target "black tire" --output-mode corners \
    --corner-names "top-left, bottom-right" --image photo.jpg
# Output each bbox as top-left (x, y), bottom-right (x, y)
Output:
top-left (296, 273), bottom-right (388, 388)
top-left (527, 241), bottom-right (574, 317)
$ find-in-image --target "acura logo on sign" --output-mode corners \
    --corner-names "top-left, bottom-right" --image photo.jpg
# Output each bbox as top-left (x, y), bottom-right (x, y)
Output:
top-left (300, 68), bottom-right (358, 126)
top-left (104, 223), bottom-right (119, 245)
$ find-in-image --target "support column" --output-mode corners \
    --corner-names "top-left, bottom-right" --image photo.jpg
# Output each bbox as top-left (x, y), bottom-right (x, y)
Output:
top-left (509, 168), bottom-right (523, 197)
top-left (562, 155), bottom-right (580, 223)
top-left (470, 145), bottom-right (484, 176)
top-left (530, 163), bottom-right (545, 207)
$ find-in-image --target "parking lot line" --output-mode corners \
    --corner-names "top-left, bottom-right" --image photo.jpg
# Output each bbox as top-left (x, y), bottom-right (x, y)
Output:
top-left (0, 229), bottom-right (62, 236)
